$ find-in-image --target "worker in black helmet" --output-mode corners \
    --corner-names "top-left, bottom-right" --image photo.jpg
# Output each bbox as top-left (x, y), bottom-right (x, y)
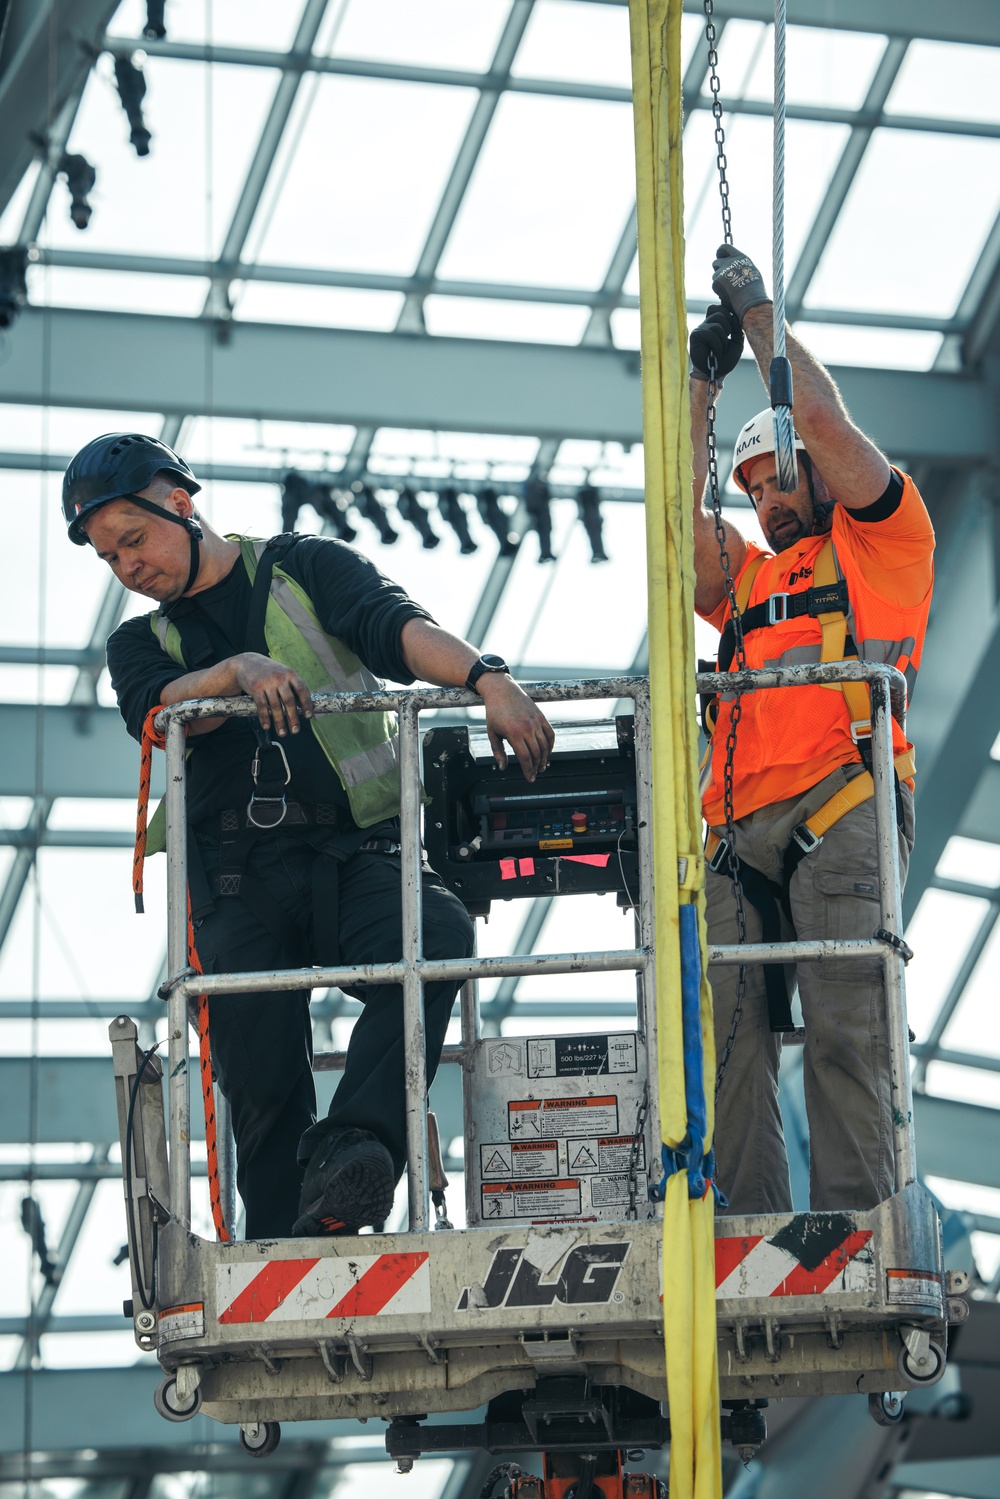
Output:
top-left (64, 433), bottom-right (555, 1239)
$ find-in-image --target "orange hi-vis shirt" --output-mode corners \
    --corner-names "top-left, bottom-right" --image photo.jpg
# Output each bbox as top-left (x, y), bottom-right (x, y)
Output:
top-left (699, 471), bottom-right (934, 826)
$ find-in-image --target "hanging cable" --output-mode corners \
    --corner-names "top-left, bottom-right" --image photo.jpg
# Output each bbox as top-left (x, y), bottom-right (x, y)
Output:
top-left (769, 0), bottom-right (797, 493)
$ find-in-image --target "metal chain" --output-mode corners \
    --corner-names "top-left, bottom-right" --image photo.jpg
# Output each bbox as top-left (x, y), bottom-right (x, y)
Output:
top-left (701, 0), bottom-right (749, 1101)
top-left (702, 0), bottom-right (733, 248)
top-left (626, 1081), bottom-right (650, 1220)
top-left (705, 365), bottom-right (750, 1102)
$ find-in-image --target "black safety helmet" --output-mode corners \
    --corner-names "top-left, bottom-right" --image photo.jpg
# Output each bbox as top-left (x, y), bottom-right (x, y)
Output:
top-left (63, 432), bottom-right (204, 593)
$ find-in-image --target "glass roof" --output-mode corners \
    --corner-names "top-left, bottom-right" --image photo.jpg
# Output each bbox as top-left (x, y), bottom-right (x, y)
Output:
top-left (0, 5), bottom-right (998, 1496)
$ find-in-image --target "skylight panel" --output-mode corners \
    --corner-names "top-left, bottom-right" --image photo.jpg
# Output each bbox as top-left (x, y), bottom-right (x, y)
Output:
top-left (28, 265), bottom-right (209, 318)
top-left (511, 0), bottom-right (632, 89)
top-left (110, 0), bottom-right (305, 52)
top-left (885, 40), bottom-right (1000, 126)
top-left (424, 296), bottom-right (590, 344)
top-left (0, 405), bottom-right (161, 457)
top-left (369, 427), bottom-right (539, 477)
top-left (182, 416), bottom-right (356, 469)
top-left (731, 24), bottom-right (886, 111)
top-left (940, 916), bottom-right (1000, 1059)
top-left (935, 836), bottom-right (1000, 890)
top-left (683, 112), bottom-right (850, 308)
top-left (903, 889), bottom-right (991, 1043)
top-left (247, 77), bottom-right (477, 276)
top-left (516, 503), bottom-right (648, 670)
top-left (232, 281), bottom-right (404, 331)
top-left (806, 130), bottom-right (1000, 319)
top-left (924, 1061), bottom-right (1000, 1110)
top-left (610, 308), bottom-right (640, 349)
top-left (328, 0), bottom-right (511, 71)
top-left (514, 894), bottom-right (639, 1003)
top-left (44, 58), bottom-right (280, 260)
top-left (438, 94), bottom-right (636, 289)
top-left (2, 470), bottom-right (112, 650)
top-left (0, 851), bottom-right (166, 1002)
top-left (790, 323), bottom-right (943, 372)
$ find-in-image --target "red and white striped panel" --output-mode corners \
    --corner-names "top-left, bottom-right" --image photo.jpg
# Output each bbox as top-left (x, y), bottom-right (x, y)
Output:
top-left (715, 1230), bottom-right (873, 1299)
top-left (216, 1252), bottom-right (430, 1324)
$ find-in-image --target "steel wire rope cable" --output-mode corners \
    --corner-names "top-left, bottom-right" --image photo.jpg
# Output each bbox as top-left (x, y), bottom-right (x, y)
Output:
top-left (188, 0), bottom-right (232, 1247)
top-left (769, 0), bottom-right (797, 494)
top-left (699, 0), bottom-right (751, 1104)
top-left (628, 4), bottom-right (722, 1497)
top-left (19, 4), bottom-right (59, 1476)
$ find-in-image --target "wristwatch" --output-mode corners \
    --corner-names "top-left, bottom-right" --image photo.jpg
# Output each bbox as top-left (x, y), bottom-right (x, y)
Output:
top-left (465, 653), bottom-right (511, 692)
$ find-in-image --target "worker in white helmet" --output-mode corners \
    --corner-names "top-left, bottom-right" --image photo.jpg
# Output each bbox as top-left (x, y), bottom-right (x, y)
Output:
top-left (687, 245), bottom-right (935, 1216)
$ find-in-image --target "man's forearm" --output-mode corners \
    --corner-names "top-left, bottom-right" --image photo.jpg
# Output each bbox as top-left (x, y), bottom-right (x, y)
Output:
top-left (742, 305), bottom-right (851, 435)
top-left (399, 618), bottom-right (478, 687)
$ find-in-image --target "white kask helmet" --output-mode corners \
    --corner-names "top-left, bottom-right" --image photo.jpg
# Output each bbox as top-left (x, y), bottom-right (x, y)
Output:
top-left (730, 409), bottom-right (807, 494)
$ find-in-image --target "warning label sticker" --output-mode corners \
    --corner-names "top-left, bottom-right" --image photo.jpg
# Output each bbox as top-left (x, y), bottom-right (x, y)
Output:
top-left (480, 1140), bottom-right (558, 1179)
top-left (509, 1096), bottom-right (619, 1140)
top-left (157, 1302), bottom-right (206, 1341)
top-left (527, 1033), bottom-right (637, 1078)
top-left (590, 1173), bottom-right (631, 1207)
top-left (567, 1135), bottom-right (644, 1175)
top-left (481, 1179), bottom-right (582, 1220)
top-left (886, 1269), bottom-right (942, 1306)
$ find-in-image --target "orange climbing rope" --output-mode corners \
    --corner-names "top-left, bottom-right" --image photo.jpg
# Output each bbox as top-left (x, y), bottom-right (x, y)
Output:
top-left (134, 707), bottom-right (231, 1244)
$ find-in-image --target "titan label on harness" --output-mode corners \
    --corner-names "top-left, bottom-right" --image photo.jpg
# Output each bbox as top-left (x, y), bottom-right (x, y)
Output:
top-left (456, 1242), bottom-right (631, 1311)
top-left (481, 1179), bottom-right (583, 1220)
top-left (508, 1096), bottom-right (620, 1139)
top-left (481, 1140), bottom-right (558, 1179)
top-left (527, 1033), bottom-right (637, 1078)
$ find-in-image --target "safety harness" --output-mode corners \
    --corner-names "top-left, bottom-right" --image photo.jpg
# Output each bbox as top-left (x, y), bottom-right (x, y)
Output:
top-left (702, 537), bottom-right (915, 1031)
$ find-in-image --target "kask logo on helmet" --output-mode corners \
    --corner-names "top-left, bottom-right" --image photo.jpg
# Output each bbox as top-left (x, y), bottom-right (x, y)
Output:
top-left (734, 431), bottom-right (762, 461)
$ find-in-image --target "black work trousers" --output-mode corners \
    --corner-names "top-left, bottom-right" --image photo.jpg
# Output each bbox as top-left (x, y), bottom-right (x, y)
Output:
top-left (192, 831), bottom-right (474, 1239)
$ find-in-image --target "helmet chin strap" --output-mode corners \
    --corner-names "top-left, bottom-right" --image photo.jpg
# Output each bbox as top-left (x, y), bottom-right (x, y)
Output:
top-left (112, 493), bottom-right (204, 594)
top-left (799, 452), bottom-right (834, 534)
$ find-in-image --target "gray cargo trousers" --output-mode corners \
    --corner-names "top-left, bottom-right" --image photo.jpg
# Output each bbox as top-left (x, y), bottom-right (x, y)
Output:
top-left (706, 761), bottom-right (914, 1216)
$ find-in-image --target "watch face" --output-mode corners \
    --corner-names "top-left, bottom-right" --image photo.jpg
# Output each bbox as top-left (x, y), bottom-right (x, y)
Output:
top-left (481, 654), bottom-right (507, 670)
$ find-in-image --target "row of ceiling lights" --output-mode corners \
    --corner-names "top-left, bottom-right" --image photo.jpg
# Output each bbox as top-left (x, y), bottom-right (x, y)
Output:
top-left (280, 473), bottom-right (610, 564)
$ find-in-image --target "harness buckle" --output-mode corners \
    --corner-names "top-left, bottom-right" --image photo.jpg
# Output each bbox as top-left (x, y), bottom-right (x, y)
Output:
top-left (791, 823), bottom-right (822, 856)
top-left (707, 835), bottom-right (731, 874)
top-left (246, 795), bottom-right (288, 829)
top-left (765, 593), bottom-right (790, 625)
top-left (849, 719), bottom-right (872, 744)
top-left (247, 738), bottom-right (292, 829)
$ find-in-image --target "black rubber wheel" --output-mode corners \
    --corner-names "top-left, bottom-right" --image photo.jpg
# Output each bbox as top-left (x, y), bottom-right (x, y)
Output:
top-left (898, 1337), bottom-right (945, 1385)
top-left (153, 1376), bottom-right (202, 1423)
top-left (868, 1391), bottom-right (904, 1426)
top-left (240, 1421), bottom-right (281, 1458)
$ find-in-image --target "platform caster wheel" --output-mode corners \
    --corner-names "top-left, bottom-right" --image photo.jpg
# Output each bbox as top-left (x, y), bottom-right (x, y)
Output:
top-left (868, 1391), bottom-right (904, 1426)
top-left (153, 1376), bottom-right (202, 1423)
top-left (897, 1337), bottom-right (945, 1385)
top-left (240, 1421), bottom-right (281, 1458)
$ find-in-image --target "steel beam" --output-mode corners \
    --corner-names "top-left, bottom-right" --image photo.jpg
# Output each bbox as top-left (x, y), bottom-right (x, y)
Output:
top-left (0, 704), bottom-right (158, 800)
top-left (1, 308), bottom-right (990, 457)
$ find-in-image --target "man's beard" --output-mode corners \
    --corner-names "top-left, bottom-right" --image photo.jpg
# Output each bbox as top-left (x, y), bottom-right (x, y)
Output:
top-left (763, 509), bottom-right (811, 551)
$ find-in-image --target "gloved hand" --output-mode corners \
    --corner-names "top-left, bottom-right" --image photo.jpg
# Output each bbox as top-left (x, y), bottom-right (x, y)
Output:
top-left (711, 243), bottom-right (770, 323)
top-left (690, 303), bottom-right (744, 382)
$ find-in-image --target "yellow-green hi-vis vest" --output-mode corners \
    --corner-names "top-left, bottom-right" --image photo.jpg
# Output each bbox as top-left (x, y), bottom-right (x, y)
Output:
top-left (144, 537), bottom-right (402, 853)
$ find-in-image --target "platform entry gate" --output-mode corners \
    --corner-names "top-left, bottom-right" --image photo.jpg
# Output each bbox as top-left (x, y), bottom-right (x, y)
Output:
top-left (111, 668), bottom-right (966, 1470)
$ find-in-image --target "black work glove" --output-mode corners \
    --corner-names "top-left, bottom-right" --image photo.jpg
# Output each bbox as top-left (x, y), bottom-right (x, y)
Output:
top-left (711, 243), bottom-right (770, 323)
top-left (690, 303), bottom-right (744, 382)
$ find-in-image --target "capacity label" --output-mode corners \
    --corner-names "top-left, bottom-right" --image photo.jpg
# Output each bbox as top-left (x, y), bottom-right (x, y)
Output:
top-left (527, 1034), bottom-right (637, 1078)
top-left (481, 1179), bottom-right (582, 1220)
top-left (567, 1136), bottom-right (644, 1175)
top-left (509, 1096), bottom-right (620, 1139)
top-left (480, 1140), bottom-right (559, 1179)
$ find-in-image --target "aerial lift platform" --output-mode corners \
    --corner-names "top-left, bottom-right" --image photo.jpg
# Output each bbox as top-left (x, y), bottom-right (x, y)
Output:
top-left (110, 669), bottom-right (967, 1490)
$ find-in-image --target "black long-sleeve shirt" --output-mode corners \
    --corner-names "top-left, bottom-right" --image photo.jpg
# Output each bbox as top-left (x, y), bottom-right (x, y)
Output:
top-left (107, 534), bottom-right (432, 829)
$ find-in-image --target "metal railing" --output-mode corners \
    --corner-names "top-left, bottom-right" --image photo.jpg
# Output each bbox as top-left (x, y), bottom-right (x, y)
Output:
top-left (157, 678), bottom-right (657, 1236)
top-left (155, 661), bottom-right (914, 1237)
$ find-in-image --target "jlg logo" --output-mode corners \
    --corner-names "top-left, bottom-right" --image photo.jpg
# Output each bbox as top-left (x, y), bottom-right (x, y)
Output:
top-left (457, 1243), bottom-right (630, 1311)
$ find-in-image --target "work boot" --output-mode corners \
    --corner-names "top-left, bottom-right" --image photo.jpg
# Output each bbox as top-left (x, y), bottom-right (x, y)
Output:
top-left (293, 1128), bottom-right (395, 1237)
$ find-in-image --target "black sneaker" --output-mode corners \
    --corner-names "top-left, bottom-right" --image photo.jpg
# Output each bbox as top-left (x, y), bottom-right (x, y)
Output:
top-left (293, 1129), bottom-right (395, 1237)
